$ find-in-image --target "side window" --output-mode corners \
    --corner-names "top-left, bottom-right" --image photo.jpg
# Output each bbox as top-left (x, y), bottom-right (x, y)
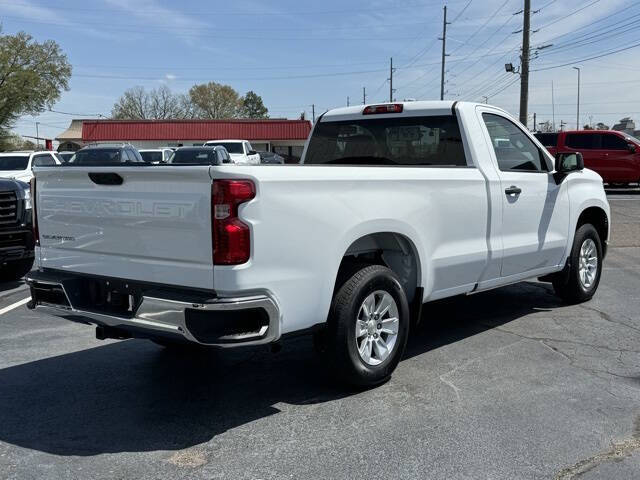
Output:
top-left (599, 133), bottom-right (628, 150)
top-left (245, 142), bottom-right (253, 154)
top-left (482, 113), bottom-right (548, 172)
top-left (534, 133), bottom-right (558, 147)
top-left (163, 150), bottom-right (172, 162)
top-left (33, 154), bottom-right (56, 167)
top-left (565, 134), bottom-right (595, 150)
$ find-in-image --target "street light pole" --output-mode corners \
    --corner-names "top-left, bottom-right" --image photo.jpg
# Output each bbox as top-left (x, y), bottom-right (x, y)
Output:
top-left (573, 66), bottom-right (581, 130)
top-left (35, 122), bottom-right (40, 149)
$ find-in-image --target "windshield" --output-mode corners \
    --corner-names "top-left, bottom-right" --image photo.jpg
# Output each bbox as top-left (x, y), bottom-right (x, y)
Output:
top-left (206, 142), bottom-right (243, 154)
top-left (305, 115), bottom-right (467, 166)
top-left (0, 156), bottom-right (29, 171)
top-left (69, 149), bottom-right (122, 165)
top-left (140, 151), bottom-right (163, 163)
top-left (169, 149), bottom-right (216, 164)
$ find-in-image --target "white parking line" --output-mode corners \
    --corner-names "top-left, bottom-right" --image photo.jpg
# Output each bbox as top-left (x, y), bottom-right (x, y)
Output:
top-left (0, 297), bottom-right (31, 316)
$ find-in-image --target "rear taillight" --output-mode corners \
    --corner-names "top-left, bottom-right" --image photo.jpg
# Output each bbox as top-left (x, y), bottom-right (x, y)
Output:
top-left (30, 177), bottom-right (39, 246)
top-left (212, 180), bottom-right (255, 265)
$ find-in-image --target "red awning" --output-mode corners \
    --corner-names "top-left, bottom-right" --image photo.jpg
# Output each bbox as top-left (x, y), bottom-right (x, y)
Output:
top-left (81, 119), bottom-right (312, 142)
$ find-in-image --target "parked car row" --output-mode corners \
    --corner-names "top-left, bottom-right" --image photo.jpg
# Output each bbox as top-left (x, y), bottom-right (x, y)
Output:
top-left (535, 129), bottom-right (640, 186)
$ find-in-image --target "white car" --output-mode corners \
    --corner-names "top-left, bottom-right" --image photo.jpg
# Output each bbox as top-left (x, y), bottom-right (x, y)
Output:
top-left (0, 151), bottom-right (60, 182)
top-left (138, 148), bottom-right (174, 164)
top-left (26, 101), bottom-right (610, 387)
top-left (203, 139), bottom-right (260, 165)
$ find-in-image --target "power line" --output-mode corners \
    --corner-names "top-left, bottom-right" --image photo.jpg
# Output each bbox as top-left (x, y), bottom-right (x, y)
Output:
top-left (445, 6), bottom-right (519, 79)
top-left (47, 108), bottom-right (105, 117)
top-left (450, 0), bottom-right (474, 23)
top-left (486, 75), bottom-right (520, 100)
top-left (0, 14), bottom-right (441, 33)
top-left (535, 0), bottom-right (602, 32)
top-left (449, 0), bottom-right (511, 55)
top-left (0, 0), bottom-right (471, 17)
top-left (532, 40), bottom-right (640, 71)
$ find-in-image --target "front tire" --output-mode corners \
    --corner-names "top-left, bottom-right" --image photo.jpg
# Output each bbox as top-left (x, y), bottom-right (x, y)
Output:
top-left (324, 264), bottom-right (410, 387)
top-left (553, 224), bottom-right (603, 303)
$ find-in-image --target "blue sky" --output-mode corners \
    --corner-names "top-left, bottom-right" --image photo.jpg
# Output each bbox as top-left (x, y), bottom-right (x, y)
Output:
top-left (3, 0), bottom-right (640, 142)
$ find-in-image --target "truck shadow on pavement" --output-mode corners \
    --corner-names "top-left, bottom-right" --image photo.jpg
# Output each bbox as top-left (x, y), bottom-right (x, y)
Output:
top-left (0, 282), bottom-right (565, 456)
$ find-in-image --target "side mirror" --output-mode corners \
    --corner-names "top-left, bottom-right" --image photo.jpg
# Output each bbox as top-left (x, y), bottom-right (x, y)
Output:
top-left (248, 150), bottom-right (258, 155)
top-left (628, 143), bottom-right (637, 153)
top-left (555, 152), bottom-right (584, 174)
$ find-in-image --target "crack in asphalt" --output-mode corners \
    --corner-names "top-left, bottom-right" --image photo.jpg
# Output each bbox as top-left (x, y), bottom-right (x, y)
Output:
top-left (484, 326), bottom-right (640, 382)
top-left (554, 417), bottom-right (640, 479)
top-left (578, 304), bottom-right (640, 334)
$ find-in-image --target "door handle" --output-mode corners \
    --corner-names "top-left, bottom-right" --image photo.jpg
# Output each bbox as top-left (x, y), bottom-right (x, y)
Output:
top-left (505, 186), bottom-right (522, 195)
top-left (88, 172), bottom-right (123, 185)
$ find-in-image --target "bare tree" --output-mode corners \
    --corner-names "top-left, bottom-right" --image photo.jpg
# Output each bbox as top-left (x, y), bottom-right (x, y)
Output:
top-left (111, 85), bottom-right (193, 119)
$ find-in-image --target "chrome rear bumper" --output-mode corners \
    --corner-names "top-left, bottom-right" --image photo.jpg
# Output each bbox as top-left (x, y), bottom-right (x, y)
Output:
top-left (25, 270), bottom-right (280, 348)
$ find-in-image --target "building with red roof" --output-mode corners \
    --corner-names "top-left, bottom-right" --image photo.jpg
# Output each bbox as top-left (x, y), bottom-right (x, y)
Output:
top-left (56, 118), bottom-right (312, 162)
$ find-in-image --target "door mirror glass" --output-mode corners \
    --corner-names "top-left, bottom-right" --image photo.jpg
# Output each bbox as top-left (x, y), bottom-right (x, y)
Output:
top-left (555, 152), bottom-right (584, 173)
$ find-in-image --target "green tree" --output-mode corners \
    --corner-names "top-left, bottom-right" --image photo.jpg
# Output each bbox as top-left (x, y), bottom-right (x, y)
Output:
top-left (112, 85), bottom-right (193, 119)
top-left (189, 82), bottom-right (241, 119)
top-left (240, 90), bottom-right (268, 118)
top-left (0, 132), bottom-right (36, 152)
top-left (0, 31), bottom-right (71, 140)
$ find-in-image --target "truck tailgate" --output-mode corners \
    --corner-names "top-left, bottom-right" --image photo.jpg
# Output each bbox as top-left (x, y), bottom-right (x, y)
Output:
top-left (34, 166), bottom-right (214, 290)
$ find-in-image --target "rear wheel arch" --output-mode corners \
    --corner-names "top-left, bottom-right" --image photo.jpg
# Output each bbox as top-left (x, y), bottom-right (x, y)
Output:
top-left (335, 232), bottom-right (422, 304)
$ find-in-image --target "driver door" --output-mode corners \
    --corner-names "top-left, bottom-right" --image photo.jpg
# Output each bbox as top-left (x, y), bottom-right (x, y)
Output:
top-left (481, 113), bottom-right (570, 277)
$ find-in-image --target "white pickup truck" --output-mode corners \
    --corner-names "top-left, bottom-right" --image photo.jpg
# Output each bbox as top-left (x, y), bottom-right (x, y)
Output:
top-left (26, 101), bottom-right (609, 387)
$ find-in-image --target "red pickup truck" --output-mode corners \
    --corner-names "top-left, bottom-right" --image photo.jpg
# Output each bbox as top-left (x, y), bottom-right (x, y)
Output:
top-left (535, 130), bottom-right (640, 186)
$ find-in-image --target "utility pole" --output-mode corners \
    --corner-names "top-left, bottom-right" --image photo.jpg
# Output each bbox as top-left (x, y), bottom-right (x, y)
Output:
top-left (551, 80), bottom-right (556, 131)
top-left (35, 122), bottom-right (40, 149)
top-left (311, 104), bottom-right (315, 123)
top-left (439, 5), bottom-right (450, 101)
top-left (533, 112), bottom-right (537, 131)
top-left (363, 87), bottom-right (366, 105)
top-left (389, 58), bottom-right (395, 102)
top-left (519, 0), bottom-right (531, 125)
top-left (573, 66), bottom-right (581, 130)
top-left (482, 95), bottom-right (488, 104)
top-left (347, 96), bottom-right (350, 107)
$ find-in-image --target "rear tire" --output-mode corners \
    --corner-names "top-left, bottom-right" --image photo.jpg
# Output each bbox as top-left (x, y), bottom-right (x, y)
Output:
top-left (324, 264), bottom-right (410, 388)
top-left (1, 258), bottom-right (34, 281)
top-left (552, 224), bottom-right (602, 303)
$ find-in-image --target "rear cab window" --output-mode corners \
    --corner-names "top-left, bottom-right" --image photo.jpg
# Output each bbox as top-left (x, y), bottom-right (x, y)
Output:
top-left (304, 115), bottom-right (467, 166)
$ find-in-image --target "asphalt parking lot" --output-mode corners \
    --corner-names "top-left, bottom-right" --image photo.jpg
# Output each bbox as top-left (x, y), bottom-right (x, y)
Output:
top-left (0, 190), bottom-right (638, 480)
